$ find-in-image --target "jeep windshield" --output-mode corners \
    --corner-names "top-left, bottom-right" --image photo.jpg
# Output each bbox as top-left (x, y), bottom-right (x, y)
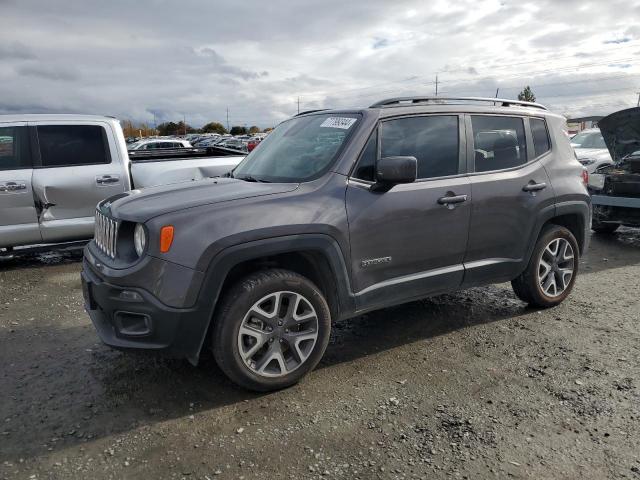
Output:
top-left (232, 113), bottom-right (361, 183)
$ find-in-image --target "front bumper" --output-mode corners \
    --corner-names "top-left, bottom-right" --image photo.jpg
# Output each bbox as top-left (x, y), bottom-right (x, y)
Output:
top-left (81, 247), bottom-right (211, 364)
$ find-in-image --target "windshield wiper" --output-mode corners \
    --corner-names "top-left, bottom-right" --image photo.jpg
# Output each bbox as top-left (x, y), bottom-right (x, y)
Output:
top-left (235, 175), bottom-right (270, 183)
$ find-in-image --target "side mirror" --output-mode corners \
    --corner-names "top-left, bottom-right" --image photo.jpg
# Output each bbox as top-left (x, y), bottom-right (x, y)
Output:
top-left (373, 156), bottom-right (417, 191)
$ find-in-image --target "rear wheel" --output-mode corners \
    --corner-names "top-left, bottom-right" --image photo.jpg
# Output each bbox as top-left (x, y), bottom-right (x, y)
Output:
top-left (212, 269), bottom-right (331, 391)
top-left (512, 225), bottom-right (579, 308)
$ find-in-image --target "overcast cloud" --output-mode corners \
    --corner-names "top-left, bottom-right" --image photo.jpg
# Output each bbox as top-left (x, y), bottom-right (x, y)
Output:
top-left (1, 0), bottom-right (640, 127)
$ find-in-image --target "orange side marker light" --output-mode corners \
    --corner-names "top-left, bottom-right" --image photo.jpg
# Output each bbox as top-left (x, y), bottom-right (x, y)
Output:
top-left (160, 226), bottom-right (174, 253)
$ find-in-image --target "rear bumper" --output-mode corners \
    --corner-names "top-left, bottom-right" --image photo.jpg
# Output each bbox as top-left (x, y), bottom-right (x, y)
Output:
top-left (81, 251), bottom-right (211, 364)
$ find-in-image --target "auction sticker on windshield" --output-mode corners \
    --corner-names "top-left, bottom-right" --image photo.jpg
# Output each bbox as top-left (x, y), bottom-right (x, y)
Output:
top-left (320, 117), bottom-right (357, 129)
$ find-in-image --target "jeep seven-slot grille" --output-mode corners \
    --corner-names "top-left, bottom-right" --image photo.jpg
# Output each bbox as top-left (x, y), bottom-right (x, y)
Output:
top-left (94, 210), bottom-right (118, 259)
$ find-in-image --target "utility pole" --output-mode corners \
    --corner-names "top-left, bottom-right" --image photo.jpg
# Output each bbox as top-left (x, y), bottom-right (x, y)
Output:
top-left (297, 96), bottom-right (300, 114)
top-left (495, 88), bottom-right (500, 98)
top-left (637, 91), bottom-right (640, 107)
top-left (435, 75), bottom-right (439, 96)
top-left (226, 107), bottom-right (230, 132)
top-left (183, 114), bottom-right (186, 136)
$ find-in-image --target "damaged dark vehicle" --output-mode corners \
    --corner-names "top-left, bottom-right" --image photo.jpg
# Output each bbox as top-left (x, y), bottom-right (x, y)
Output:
top-left (589, 107), bottom-right (640, 233)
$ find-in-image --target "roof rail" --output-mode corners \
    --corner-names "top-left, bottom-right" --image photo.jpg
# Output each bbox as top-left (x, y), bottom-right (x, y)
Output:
top-left (295, 109), bottom-right (329, 116)
top-left (370, 96), bottom-right (547, 111)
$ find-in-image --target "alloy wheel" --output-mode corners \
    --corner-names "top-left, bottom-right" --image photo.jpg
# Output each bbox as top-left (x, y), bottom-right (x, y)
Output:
top-left (237, 291), bottom-right (319, 378)
top-left (537, 237), bottom-right (575, 298)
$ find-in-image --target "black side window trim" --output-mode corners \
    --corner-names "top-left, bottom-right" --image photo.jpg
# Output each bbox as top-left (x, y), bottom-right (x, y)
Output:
top-left (349, 127), bottom-right (379, 183)
top-left (31, 124), bottom-right (113, 169)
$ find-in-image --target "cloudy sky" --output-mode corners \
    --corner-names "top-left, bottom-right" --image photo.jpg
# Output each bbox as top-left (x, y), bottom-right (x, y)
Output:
top-left (1, 0), bottom-right (640, 128)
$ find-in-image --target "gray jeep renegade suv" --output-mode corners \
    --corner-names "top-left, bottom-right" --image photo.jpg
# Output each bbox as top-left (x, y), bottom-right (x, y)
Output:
top-left (82, 96), bottom-right (591, 391)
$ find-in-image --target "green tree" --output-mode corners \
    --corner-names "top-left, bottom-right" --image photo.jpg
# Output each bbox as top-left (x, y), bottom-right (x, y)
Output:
top-left (201, 122), bottom-right (228, 134)
top-left (176, 121), bottom-right (196, 135)
top-left (157, 121), bottom-right (178, 136)
top-left (157, 121), bottom-right (195, 136)
top-left (230, 126), bottom-right (248, 136)
top-left (518, 86), bottom-right (536, 103)
top-left (248, 125), bottom-right (261, 134)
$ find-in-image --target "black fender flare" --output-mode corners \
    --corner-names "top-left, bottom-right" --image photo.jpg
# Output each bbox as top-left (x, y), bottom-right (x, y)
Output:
top-left (187, 234), bottom-right (356, 363)
top-left (521, 200), bottom-right (591, 272)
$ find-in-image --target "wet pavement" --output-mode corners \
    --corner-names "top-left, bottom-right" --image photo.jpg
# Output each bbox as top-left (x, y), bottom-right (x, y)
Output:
top-left (1, 230), bottom-right (639, 479)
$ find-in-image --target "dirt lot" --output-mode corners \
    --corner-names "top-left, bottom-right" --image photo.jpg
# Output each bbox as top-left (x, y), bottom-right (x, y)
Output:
top-left (1, 231), bottom-right (639, 480)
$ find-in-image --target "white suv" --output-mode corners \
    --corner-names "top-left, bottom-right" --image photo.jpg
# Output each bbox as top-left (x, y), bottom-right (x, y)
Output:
top-left (570, 128), bottom-right (613, 173)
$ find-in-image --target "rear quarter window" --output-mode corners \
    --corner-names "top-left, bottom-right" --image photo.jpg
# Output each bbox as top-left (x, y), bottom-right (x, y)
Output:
top-left (530, 118), bottom-right (551, 157)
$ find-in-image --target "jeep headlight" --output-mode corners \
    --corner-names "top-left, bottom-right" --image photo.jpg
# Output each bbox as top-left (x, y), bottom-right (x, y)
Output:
top-left (133, 223), bottom-right (147, 257)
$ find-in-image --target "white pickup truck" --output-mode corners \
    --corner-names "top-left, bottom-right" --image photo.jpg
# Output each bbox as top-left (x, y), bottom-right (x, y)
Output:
top-left (0, 114), bottom-right (245, 252)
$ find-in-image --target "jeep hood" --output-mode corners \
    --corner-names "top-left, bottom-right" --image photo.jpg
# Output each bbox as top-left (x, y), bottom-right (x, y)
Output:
top-left (102, 177), bottom-right (299, 221)
top-left (599, 107), bottom-right (640, 163)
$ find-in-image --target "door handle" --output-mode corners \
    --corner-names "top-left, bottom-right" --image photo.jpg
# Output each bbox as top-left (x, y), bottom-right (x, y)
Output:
top-left (96, 175), bottom-right (120, 185)
top-left (437, 194), bottom-right (468, 205)
top-left (522, 182), bottom-right (547, 193)
top-left (0, 181), bottom-right (27, 192)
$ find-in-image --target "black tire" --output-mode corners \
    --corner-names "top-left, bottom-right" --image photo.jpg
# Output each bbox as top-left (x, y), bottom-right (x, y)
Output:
top-left (212, 269), bottom-right (331, 392)
top-left (512, 225), bottom-right (579, 308)
top-left (591, 219), bottom-right (619, 234)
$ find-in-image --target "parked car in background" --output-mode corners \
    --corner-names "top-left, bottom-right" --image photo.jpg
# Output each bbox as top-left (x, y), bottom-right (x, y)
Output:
top-left (193, 135), bottom-right (223, 147)
top-left (0, 115), bottom-right (245, 252)
top-left (570, 128), bottom-right (613, 173)
top-left (81, 96), bottom-right (590, 391)
top-left (247, 136), bottom-right (263, 152)
top-left (128, 138), bottom-right (192, 150)
top-left (588, 107), bottom-right (640, 233)
top-left (219, 138), bottom-right (248, 152)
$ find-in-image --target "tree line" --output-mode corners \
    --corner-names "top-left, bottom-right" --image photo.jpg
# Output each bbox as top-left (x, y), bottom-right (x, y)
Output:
top-left (121, 120), bottom-right (271, 138)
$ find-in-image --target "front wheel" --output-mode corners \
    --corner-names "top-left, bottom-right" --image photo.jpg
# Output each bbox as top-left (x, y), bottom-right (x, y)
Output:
top-left (212, 269), bottom-right (331, 391)
top-left (512, 225), bottom-right (579, 308)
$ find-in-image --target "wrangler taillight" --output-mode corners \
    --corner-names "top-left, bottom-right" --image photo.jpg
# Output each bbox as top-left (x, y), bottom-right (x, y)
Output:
top-left (581, 168), bottom-right (589, 186)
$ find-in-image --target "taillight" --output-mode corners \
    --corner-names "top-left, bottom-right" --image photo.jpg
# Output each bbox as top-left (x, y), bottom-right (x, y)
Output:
top-left (581, 168), bottom-right (589, 186)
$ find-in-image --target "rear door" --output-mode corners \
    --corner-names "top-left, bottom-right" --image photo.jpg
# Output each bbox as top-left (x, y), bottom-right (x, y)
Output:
top-left (462, 114), bottom-right (555, 286)
top-left (31, 121), bottom-right (127, 243)
top-left (0, 122), bottom-right (41, 248)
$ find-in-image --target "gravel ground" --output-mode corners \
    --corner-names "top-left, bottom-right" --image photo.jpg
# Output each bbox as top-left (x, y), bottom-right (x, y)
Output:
top-left (1, 230), bottom-right (639, 480)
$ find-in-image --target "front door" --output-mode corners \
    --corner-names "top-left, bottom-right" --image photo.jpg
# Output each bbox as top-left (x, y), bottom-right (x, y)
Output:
top-left (31, 122), bottom-right (127, 243)
top-left (0, 122), bottom-right (41, 248)
top-left (346, 114), bottom-right (471, 311)
top-left (462, 114), bottom-right (555, 286)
